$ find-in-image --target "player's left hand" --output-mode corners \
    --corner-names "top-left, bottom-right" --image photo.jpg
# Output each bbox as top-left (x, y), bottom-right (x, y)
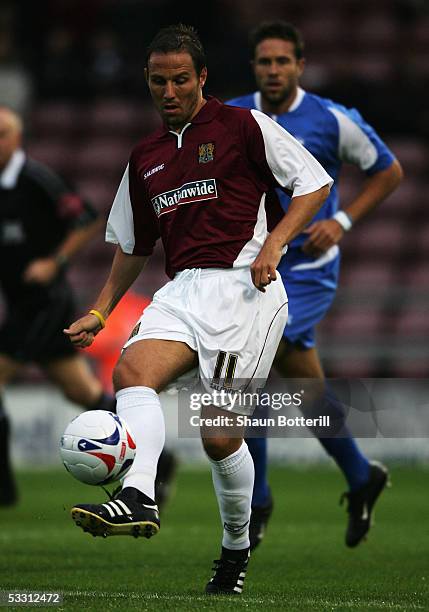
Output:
top-left (22, 257), bottom-right (59, 285)
top-left (302, 219), bottom-right (344, 257)
top-left (251, 239), bottom-right (282, 292)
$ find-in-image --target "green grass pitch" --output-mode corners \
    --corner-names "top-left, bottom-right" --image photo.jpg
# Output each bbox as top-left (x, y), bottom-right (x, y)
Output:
top-left (1, 465), bottom-right (427, 611)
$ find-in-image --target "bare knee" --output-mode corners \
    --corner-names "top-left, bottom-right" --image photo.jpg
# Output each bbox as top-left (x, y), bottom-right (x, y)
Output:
top-left (113, 359), bottom-right (131, 392)
top-left (113, 358), bottom-right (149, 392)
top-left (202, 436), bottom-right (242, 461)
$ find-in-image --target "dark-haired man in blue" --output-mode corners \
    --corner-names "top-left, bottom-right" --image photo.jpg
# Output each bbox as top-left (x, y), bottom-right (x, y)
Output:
top-left (228, 21), bottom-right (403, 550)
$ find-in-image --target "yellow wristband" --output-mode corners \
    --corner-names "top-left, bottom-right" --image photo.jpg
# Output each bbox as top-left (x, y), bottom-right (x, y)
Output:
top-left (89, 309), bottom-right (106, 329)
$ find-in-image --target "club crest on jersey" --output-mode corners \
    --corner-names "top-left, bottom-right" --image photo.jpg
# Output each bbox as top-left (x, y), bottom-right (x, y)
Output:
top-left (151, 179), bottom-right (218, 217)
top-left (198, 142), bottom-right (215, 163)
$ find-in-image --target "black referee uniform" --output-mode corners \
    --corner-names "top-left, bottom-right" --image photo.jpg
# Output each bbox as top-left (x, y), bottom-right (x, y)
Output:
top-left (0, 154), bottom-right (98, 363)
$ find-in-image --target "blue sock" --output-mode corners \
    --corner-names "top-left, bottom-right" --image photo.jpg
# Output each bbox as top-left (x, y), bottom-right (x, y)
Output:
top-left (245, 437), bottom-right (270, 507)
top-left (318, 387), bottom-right (370, 491)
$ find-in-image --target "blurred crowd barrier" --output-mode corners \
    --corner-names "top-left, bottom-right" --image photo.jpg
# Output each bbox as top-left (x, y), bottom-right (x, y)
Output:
top-left (6, 385), bottom-right (429, 467)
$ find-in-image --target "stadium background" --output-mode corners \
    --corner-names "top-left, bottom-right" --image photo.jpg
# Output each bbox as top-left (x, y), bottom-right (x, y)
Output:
top-left (1, 0), bottom-right (428, 463)
top-left (1, 3), bottom-right (428, 610)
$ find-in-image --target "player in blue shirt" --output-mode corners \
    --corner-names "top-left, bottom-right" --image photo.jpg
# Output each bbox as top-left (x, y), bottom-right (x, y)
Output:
top-left (228, 21), bottom-right (403, 550)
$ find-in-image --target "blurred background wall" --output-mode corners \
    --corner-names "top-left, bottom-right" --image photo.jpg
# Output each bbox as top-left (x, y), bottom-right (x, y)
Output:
top-left (1, 0), bottom-right (428, 464)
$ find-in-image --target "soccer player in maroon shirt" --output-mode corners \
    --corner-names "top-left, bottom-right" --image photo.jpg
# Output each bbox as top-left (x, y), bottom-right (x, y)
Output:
top-left (64, 24), bottom-right (332, 595)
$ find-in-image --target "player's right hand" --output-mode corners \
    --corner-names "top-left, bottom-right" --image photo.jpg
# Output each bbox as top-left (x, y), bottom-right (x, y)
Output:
top-left (63, 314), bottom-right (103, 348)
top-left (251, 236), bottom-right (282, 292)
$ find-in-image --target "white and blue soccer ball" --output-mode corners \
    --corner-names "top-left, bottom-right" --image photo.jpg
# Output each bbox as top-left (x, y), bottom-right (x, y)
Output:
top-left (59, 411), bottom-right (136, 485)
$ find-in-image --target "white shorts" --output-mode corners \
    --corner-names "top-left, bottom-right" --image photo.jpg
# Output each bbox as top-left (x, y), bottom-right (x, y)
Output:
top-left (123, 267), bottom-right (288, 414)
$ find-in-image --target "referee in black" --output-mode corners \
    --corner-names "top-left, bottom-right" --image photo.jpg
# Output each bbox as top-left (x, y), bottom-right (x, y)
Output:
top-left (0, 106), bottom-right (115, 505)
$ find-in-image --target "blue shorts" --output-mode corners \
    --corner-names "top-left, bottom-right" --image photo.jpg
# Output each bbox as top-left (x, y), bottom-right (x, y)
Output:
top-left (278, 247), bottom-right (340, 349)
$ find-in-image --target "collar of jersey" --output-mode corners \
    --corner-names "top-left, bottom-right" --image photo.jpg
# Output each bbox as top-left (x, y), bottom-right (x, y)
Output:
top-left (254, 87), bottom-right (306, 116)
top-left (160, 96), bottom-right (222, 134)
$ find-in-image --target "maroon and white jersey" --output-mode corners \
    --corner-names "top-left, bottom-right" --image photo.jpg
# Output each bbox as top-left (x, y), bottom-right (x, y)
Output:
top-left (106, 97), bottom-right (332, 278)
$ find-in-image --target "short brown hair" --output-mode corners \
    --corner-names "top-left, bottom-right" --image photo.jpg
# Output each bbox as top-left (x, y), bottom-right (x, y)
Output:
top-left (249, 21), bottom-right (305, 60)
top-left (145, 24), bottom-right (206, 74)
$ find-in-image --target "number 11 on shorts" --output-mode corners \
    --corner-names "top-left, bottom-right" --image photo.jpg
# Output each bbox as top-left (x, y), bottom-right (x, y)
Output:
top-left (212, 351), bottom-right (239, 389)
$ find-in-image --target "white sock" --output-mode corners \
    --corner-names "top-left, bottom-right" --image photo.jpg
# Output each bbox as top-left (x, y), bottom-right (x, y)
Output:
top-left (209, 442), bottom-right (254, 550)
top-left (116, 386), bottom-right (165, 501)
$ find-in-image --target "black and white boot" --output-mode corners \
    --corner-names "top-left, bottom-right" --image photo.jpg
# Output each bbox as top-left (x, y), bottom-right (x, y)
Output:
top-left (205, 547), bottom-right (250, 595)
top-left (341, 461), bottom-right (389, 547)
top-left (71, 487), bottom-right (159, 539)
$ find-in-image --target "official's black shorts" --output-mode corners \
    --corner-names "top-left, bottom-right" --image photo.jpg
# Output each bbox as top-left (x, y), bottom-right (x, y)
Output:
top-left (0, 283), bottom-right (77, 364)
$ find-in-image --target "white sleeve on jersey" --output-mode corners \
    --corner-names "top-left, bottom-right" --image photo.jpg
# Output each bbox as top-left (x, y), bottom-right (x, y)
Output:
top-left (250, 109), bottom-right (333, 196)
top-left (328, 107), bottom-right (378, 170)
top-left (105, 164), bottom-right (136, 253)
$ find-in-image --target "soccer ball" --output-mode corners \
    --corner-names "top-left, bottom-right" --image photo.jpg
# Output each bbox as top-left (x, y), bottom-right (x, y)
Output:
top-left (60, 411), bottom-right (136, 485)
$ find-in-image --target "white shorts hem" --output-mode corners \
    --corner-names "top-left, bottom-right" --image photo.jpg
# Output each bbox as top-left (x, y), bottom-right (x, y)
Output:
top-left (123, 332), bottom-right (197, 352)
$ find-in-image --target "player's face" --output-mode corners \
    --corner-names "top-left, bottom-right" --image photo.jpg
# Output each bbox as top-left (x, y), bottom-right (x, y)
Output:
top-left (146, 52), bottom-right (207, 131)
top-left (0, 112), bottom-right (21, 169)
top-left (253, 39), bottom-right (304, 110)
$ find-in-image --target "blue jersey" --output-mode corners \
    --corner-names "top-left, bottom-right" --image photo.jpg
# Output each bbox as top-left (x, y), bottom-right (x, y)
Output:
top-left (227, 88), bottom-right (395, 250)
